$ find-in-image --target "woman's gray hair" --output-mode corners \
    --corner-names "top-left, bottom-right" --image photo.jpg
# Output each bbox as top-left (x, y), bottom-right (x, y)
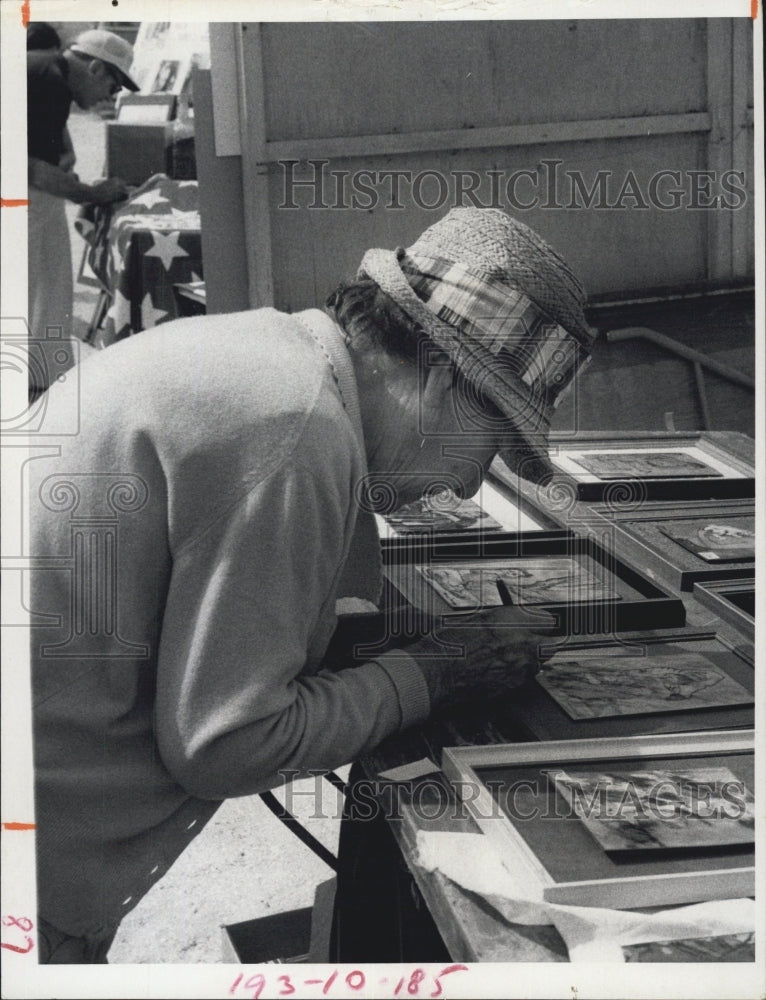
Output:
top-left (326, 278), bottom-right (431, 362)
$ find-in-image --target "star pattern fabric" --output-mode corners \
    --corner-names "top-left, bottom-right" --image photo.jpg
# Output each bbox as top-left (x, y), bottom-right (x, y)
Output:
top-left (105, 287), bottom-right (133, 339)
top-left (129, 187), bottom-right (170, 210)
top-left (145, 231), bottom-right (190, 271)
top-left (141, 292), bottom-right (169, 328)
top-left (74, 174), bottom-right (203, 348)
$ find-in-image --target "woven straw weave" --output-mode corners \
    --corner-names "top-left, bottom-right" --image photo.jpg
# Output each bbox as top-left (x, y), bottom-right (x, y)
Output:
top-left (407, 208), bottom-right (589, 342)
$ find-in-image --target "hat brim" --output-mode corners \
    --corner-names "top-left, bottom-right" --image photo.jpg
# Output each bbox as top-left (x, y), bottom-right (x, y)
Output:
top-left (109, 65), bottom-right (140, 92)
top-left (449, 350), bottom-right (557, 486)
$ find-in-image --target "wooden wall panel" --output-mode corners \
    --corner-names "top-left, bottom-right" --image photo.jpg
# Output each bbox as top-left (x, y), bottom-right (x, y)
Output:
top-left (267, 133), bottom-right (709, 311)
top-left (223, 18), bottom-right (754, 308)
top-left (259, 20), bottom-right (707, 140)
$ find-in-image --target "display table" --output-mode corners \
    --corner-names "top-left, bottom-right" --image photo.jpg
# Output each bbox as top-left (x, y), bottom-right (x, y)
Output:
top-left (338, 598), bottom-right (755, 964)
top-left (75, 174), bottom-right (203, 348)
top-left (328, 431), bottom-right (756, 964)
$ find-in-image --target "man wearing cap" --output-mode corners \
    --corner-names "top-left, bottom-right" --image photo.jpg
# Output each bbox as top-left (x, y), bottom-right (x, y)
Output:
top-left (29, 208), bottom-right (593, 962)
top-left (27, 29), bottom-right (139, 366)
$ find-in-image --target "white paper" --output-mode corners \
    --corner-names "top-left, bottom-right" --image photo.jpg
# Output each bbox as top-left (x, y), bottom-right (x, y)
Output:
top-left (415, 830), bottom-right (756, 962)
top-left (378, 757), bottom-right (441, 781)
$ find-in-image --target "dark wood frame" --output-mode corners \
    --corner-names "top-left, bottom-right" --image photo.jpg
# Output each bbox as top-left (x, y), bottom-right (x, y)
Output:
top-left (582, 498), bottom-right (755, 591)
top-left (504, 628), bottom-right (754, 740)
top-left (382, 530), bottom-right (686, 635)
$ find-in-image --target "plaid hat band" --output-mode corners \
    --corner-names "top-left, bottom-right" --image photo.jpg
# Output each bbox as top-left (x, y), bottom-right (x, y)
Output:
top-left (400, 251), bottom-right (591, 411)
top-left (358, 247), bottom-right (591, 414)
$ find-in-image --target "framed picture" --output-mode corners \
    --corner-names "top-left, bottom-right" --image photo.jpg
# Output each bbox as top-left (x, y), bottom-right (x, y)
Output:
top-left (441, 729), bottom-right (754, 909)
top-left (148, 56), bottom-right (191, 96)
top-left (492, 431), bottom-right (754, 504)
top-left (693, 579), bottom-right (755, 642)
top-left (622, 931), bottom-right (755, 963)
top-left (376, 481), bottom-right (546, 539)
top-left (383, 531), bottom-right (686, 635)
top-left (584, 499), bottom-right (755, 591)
top-left (506, 629), bottom-right (754, 740)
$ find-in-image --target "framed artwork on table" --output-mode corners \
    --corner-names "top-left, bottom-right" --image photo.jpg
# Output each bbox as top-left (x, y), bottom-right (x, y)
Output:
top-left (550, 433), bottom-right (753, 502)
top-left (376, 481), bottom-right (546, 539)
top-left (622, 931), bottom-right (755, 963)
top-left (492, 432), bottom-right (754, 506)
top-left (382, 531), bottom-right (686, 635)
top-left (378, 494), bottom-right (503, 538)
top-left (441, 729), bottom-right (754, 910)
top-left (584, 499), bottom-right (755, 591)
top-left (693, 579), bottom-right (755, 642)
top-left (505, 629), bottom-right (754, 741)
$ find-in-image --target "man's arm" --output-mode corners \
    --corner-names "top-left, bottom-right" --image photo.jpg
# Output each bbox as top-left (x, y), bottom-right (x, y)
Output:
top-left (28, 156), bottom-right (129, 205)
top-left (58, 126), bottom-right (76, 173)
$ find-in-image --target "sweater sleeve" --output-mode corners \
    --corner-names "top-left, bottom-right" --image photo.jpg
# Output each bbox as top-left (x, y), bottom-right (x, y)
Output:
top-left (154, 457), bottom-right (430, 800)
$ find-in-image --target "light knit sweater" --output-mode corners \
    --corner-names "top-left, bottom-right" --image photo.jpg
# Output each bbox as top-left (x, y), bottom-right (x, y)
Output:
top-left (30, 308), bottom-right (430, 937)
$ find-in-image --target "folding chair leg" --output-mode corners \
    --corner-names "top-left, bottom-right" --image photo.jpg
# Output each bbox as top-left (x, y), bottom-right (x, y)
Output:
top-left (85, 290), bottom-right (111, 345)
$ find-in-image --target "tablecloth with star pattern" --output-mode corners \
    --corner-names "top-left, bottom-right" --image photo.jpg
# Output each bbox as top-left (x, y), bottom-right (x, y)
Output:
top-left (75, 173), bottom-right (203, 348)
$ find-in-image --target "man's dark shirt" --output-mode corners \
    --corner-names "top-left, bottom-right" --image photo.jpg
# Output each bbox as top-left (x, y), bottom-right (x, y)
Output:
top-left (27, 50), bottom-right (72, 166)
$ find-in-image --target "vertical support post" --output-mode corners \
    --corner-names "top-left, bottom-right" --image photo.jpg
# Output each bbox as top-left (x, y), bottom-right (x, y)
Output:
top-left (693, 360), bottom-right (712, 430)
top-left (731, 18), bottom-right (754, 281)
top-left (705, 19), bottom-right (734, 284)
top-left (235, 23), bottom-right (274, 308)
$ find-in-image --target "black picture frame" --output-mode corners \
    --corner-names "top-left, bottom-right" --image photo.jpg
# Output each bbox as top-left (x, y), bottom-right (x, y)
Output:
top-left (382, 530), bottom-right (686, 635)
top-left (582, 499), bottom-right (755, 591)
top-left (504, 628), bottom-right (754, 740)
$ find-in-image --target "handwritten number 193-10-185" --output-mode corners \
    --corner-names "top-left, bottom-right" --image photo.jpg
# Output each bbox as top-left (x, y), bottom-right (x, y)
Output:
top-left (229, 964), bottom-right (469, 999)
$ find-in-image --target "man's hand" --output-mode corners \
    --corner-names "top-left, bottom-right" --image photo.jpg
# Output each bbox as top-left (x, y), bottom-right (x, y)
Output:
top-left (406, 607), bottom-right (555, 709)
top-left (29, 158), bottom-right (131, 206)
top-left (86, 177), bottom-right (130, 205)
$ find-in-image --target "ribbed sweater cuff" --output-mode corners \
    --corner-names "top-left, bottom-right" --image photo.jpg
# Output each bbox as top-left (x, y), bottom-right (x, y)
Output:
top-left (372, 649), bottom-right (431, 731)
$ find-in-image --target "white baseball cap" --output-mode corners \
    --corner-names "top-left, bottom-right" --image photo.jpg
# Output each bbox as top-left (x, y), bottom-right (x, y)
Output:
top-left (70, 29), bottom-right (140, 92)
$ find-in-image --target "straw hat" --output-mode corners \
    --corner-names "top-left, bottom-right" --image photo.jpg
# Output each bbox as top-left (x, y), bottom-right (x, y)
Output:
top-left (358, 208), bottom-right (595, 484)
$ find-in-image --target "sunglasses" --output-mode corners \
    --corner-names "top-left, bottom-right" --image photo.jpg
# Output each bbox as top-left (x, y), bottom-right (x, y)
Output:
top-left (104, 66), bottom-right (123, 96)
